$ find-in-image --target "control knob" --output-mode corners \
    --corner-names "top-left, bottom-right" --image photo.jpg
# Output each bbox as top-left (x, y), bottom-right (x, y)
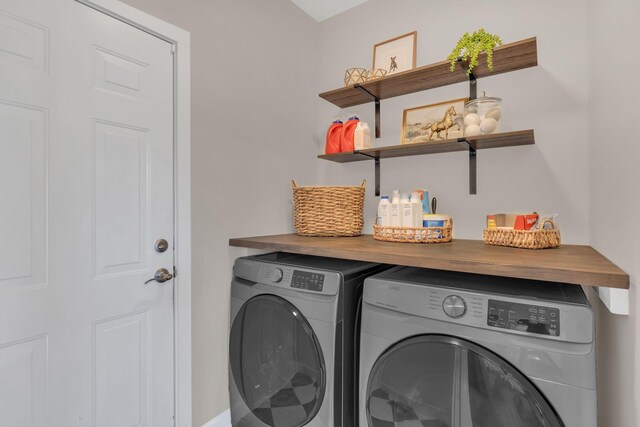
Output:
top-left (270, 268), bottom-right (284, 283)
top-left (443, 295), bottom-right (467, 318)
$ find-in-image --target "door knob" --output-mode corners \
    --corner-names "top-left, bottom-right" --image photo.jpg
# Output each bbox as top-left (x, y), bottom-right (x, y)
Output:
top-left (145, 268), bottom-right (173, 284)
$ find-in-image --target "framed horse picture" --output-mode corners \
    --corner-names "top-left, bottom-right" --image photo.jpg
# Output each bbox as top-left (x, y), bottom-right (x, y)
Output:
top-left (401, 98), bottom-right (468, 144)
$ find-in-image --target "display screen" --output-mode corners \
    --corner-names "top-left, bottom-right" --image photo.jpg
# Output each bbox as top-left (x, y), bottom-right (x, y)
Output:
top-left (487, 299), bottom-right (560, 336)
top-left (291, 270), bottom-right (325, 292)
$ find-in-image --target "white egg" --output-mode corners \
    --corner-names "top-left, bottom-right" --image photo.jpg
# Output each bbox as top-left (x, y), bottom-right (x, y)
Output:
top-left (464, 113), bottom-right (481, 127)
top-left (465, 124), bottom-right (481, 137)
top-left (480, 117), bottom-right (498, 134)
top-left (486, 107), bottom-right (502, 121)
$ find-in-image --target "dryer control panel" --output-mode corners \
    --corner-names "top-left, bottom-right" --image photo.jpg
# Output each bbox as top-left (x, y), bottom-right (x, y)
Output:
top-left (291, 270), bottom-right (325, 292)
top-left (233, 259), bottom-right (340, 296)
top-left (488, 299), bottom-right (560, 337)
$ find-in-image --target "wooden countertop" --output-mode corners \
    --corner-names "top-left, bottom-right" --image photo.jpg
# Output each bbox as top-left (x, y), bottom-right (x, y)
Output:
top-left (229, 234), bottom-right (629, 289)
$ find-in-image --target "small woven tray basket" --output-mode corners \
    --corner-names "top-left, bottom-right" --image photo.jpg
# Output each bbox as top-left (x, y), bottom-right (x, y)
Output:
top-left (292, 180), bottom-right (365, 237)
top-left (373, 220), bottom-right (452, 243)
top-left (483, 228), bottom-right (560, 249)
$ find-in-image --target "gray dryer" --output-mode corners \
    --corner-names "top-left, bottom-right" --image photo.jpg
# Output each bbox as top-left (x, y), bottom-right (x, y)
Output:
top-left (359, 266), bottom-right (596, 427)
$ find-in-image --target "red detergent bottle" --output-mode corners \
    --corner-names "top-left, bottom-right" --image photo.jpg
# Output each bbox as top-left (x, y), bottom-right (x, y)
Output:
top-left (340, 115), bottom-right (359, 152)
top-left (325, 119), bottom-right (343, 155)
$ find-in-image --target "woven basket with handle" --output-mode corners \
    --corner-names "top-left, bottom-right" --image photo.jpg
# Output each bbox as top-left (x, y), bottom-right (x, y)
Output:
top-left (373, 219), bottom-right (452, 243)
top-left (292, 180), bottom-right (365, 237)
top-left (483, 228), bottom-right (560, 249)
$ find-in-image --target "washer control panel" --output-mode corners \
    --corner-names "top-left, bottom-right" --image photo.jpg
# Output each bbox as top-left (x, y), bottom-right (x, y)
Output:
top-left (290, 270), bottom-right (325, 292)
top-left (364, 275), bottom-right (593, 343)
top-left (488, 299), bottom-right (560, 336)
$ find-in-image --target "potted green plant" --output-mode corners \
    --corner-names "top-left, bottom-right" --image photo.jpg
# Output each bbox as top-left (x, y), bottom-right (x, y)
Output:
top-left (448, 29), bottom-right (503, 76)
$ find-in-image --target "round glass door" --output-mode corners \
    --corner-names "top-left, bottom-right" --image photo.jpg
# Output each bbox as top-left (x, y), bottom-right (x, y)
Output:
top-left (366, 335), bottom-right (563, 427)
top-left (230, 295), bottom-right (325, 427)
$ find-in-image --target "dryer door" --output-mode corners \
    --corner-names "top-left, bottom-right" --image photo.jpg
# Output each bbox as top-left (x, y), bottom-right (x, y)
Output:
top-left (230, 294), bottom-right (326, 427)
top-left (366, 335), bottom-right (564, 427)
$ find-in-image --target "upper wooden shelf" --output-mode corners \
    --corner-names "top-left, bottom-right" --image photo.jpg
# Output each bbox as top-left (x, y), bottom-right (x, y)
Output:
top-left (320, 37), bottom-right (538, 108)
top-left (229, 234), bottom-right (629, 289)
top-left (318, 129), bottom-right (534, 163)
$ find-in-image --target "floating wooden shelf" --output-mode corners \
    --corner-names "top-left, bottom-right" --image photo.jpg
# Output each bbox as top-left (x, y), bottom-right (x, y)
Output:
top-left (229, 234), bottom-right (629, 289)
top-left (318, 37), bottom-right (538, 195)
top-left (320, 37), bottom-right (538, 108)
top-left (318, 130), bottom-right (535, 163)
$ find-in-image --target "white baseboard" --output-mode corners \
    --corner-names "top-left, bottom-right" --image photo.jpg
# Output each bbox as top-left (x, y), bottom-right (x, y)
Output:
top-left (202, 409), bottom-right (231, 427)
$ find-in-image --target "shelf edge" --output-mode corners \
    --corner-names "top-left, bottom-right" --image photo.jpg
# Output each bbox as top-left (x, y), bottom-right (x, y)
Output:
top-left (317, 129), bottom-right (535, 163)
top-left (319, 37), bottom-right (538, 109)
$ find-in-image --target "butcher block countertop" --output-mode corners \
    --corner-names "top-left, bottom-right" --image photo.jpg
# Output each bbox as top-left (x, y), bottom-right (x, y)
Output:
top-left (229, 234), bottom-right (629, 289)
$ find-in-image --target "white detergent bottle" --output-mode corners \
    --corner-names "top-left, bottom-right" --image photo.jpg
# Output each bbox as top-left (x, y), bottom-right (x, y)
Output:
top-left (411, 192), bottom-right (423, 227)
top-left (362, 122), bottom-right (372, 149)
top-left (354, 122), bottom-right (365, 150)
top-left (354, 121), bottom-right (372, 150)
top-left (390, 191), bottom-right (401, 227)
top-left (377, 196), bottom-right (390, 226)
top-left (400, 193), bottom-right (412, 227)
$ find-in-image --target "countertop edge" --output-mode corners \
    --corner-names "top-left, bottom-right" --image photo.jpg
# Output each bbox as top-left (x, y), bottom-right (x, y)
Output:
top-left (228, 235), bottom-right (629, 289)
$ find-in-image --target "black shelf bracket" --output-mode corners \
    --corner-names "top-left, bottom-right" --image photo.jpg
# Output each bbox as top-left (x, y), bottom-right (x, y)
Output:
top-left (354, 84), bottom-right (381, 138)
top-left (356, 151), bottom-right (380, 196)
top-left (468, 71), bottom-right (477, 100)
top-left (456, 59), bottom-right (478, 194)
top-left (457, 58), bottom-right (478, 100)
top-left (458, 138), bottom-right (477, 194)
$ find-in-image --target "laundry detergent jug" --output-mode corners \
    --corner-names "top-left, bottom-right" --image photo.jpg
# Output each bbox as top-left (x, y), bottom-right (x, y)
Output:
top-left (340, 115), bottom-right (359, 152)
top-left (325, 120), bottom-right (343, 155)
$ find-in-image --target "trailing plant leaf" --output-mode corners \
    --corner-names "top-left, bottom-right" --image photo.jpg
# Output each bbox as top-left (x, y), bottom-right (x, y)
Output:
top-left (448, 28), bottom-right (503, 76)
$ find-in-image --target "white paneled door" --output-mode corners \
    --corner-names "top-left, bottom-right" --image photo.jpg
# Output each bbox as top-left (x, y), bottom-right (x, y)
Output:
top-left (0, 1), bottom-right (175, 426)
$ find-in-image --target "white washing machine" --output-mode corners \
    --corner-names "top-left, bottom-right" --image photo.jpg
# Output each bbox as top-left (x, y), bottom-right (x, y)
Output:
top-left (359, 266), bottom-right (596, 427)
top-left (229, 252), bottom-right (387, 427)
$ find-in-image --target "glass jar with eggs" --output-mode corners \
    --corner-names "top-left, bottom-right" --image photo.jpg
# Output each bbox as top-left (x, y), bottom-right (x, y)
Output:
top-left (463, 94), bottom-right (503, 137)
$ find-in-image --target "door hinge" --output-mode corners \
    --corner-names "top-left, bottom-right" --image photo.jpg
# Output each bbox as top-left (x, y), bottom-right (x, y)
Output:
top-left (173, 266), bottom-right (178, 278)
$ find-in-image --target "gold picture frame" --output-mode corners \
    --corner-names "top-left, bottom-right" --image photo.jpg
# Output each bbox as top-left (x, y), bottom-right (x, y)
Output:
top-left (401, 98), bottom-right (468, 145)
top-left (372, 31), bottom-right (417, 76)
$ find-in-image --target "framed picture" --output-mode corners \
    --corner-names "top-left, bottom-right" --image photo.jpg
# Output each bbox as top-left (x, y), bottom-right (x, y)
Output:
top-left (373, 31), bottom-right (417, 75)
top-left (401, 98), bottom-right (468, 144)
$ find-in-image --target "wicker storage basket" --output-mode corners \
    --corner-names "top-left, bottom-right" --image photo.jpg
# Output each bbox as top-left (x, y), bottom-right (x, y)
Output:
top-left (373, 220), bottom-right (452, 243)
top-left (483, 228), bottom-right (560, 249)
top-left (292, 180), bottom-right (365, 237)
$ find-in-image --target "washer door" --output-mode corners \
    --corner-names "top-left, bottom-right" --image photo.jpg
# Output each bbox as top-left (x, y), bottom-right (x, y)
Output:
top-left (366, 335), bottom-right (564, 427)
top-left (230, 295), bottom-right (326, 427)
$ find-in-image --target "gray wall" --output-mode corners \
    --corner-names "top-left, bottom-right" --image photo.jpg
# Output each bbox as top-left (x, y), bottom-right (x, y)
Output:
top-left (122, 0), bottom-right (639, 425)
top-left (588, 0), bottom-right (639, 425)
top-left (120, 0), bottom-right (319, 424)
